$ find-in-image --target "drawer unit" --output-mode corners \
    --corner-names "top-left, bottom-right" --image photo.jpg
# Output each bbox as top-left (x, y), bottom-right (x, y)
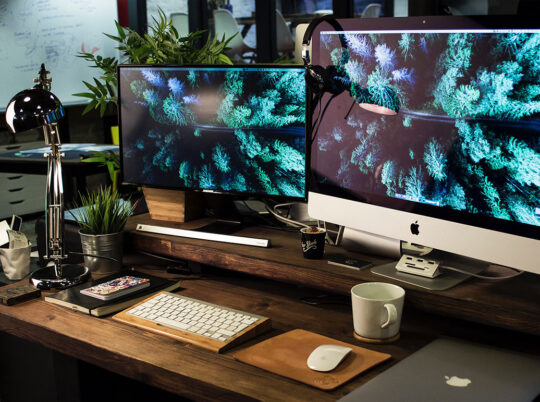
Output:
top-left (0, 174), bottom-right (45, 218)
top-left (0, 142), bottom-right (46, 218)
top-left (1, 173), bottom-right (45, 191)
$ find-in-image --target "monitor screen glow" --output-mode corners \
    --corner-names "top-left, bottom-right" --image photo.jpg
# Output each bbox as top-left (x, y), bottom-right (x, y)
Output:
top-left (308, 16), bottom-right (540, 273)
top-left (119, 65), bottom-right (307, 200)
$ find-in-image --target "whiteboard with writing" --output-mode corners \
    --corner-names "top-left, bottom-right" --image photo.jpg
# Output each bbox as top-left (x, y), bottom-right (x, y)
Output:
top-left (0, 0), bottom-right (118, 111)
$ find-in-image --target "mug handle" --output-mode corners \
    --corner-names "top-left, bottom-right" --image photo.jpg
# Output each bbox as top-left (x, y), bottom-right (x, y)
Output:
top-left (381, 303), bottom-right (397, 328)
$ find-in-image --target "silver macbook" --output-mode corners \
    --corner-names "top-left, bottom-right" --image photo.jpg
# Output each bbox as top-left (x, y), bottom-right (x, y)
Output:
top-left (340, 337), bottom-right (540, 402)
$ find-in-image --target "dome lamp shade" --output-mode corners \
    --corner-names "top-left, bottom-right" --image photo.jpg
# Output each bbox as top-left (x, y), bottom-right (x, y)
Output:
top-left (5, 87), bottom-right (65, 133)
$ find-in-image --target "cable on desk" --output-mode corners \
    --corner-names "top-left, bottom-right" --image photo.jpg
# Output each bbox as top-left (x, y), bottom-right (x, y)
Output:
top-left (132, 249), bottom-right (188, 264)
top-left (263, 202), bottom-right (343, 247)
top-left (300, 294), bottom-right (349, 306)
top-left (440, 265), bottom-right (524, 280)
top-left (68, 251), bottom-right (121, 264)
top-left (264, 202), bottom-right (310, 229)
top-left (130, 249), bottom-right (202, 277)
top-left (237, 201), bottom-right (299, 232)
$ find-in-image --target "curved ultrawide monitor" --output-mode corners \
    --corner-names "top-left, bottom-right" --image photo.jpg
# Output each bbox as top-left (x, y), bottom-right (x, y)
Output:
top-left (119, 65), bottom-right (306, 200)
top-left (308, 16), bottom-right (540, 273)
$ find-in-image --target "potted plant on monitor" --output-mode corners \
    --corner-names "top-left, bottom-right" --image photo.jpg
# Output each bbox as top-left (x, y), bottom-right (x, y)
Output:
top-left (73, 9), bottom-right (234, 117)
top-left (71, 186), bottom-right (135, 275)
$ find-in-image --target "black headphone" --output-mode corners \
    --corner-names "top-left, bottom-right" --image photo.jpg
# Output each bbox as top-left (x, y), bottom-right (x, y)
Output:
top-left (302, 14), bottom-right (348, 95)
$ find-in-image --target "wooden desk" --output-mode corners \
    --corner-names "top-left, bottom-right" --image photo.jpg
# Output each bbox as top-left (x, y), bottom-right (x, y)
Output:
top-left (127, 214), bottom-right (540, 336)
top-left (0, 214), bottom-right (538, 400)
top-left (1, 267), bottom-right (538, 401)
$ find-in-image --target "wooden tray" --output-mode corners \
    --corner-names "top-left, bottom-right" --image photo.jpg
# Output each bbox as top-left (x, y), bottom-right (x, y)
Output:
top-left (112, 292), bottom-right (272, 353)
top-left (233, 329), bottom-right (391, 390)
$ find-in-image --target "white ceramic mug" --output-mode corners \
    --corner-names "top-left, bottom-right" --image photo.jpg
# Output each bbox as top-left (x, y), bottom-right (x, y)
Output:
top-left (351, 282), bottom-right (405, 340)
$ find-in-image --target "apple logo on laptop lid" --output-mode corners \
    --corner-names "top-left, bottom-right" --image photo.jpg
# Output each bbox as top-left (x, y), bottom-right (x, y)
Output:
top-left (445, 375), bottom-right (472, 388)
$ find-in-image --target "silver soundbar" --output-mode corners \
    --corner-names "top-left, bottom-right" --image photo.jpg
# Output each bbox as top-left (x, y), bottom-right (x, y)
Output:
top-left (135, 224), bottom-right (271, 248)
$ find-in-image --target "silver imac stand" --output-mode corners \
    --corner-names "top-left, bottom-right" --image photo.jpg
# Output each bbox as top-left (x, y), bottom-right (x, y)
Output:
top-left (341, 227), bottom-right (488, 291)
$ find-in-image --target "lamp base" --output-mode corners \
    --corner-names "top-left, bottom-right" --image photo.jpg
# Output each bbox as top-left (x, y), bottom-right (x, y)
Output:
top-left (30, 264), bottom-right (90, 290)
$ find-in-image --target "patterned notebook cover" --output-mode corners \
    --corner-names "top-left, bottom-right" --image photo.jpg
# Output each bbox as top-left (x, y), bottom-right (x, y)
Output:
top-left (80, 276), bottom-right (150, 300)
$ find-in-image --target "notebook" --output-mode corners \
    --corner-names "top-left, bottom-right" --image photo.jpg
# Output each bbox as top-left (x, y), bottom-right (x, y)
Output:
top-left (44, 270), bottom-right (181, 317)
top-left (339, 337), bottom-right (540, 402)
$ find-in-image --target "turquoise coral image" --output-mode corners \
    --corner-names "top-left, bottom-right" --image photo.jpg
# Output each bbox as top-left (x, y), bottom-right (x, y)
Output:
top-left (120, 67), bottom-right (306, 198)
top-left (312, 30), bottom-right (540, 228)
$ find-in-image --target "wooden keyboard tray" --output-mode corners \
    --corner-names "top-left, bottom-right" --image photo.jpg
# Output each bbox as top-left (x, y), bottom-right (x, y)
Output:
top-left (112, 291), bottom-right (272, 353)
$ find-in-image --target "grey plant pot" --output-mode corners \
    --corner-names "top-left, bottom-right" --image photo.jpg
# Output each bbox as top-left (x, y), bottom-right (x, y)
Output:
top-left (79, 231), bottom-right (124, 275)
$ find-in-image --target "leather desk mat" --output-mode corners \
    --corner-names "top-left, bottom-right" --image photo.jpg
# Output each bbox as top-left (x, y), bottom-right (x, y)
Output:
top-left (233, 329), bottom-right (391, 390)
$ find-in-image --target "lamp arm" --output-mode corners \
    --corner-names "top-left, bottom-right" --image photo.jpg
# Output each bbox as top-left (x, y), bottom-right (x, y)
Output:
top-left (43, 123), bottom-right (66, 277)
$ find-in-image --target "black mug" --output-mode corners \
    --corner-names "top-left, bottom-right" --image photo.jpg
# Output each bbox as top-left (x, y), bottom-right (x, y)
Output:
top-left (300, 227), bottom-right (326, 259)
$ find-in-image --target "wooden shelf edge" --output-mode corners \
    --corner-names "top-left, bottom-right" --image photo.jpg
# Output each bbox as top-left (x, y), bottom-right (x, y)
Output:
top-left (127, 230), bottom-right (540, 336)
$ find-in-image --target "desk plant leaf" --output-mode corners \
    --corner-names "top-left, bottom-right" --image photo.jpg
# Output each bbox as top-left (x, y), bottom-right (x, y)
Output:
top-left (72, 186), bottom-right (135, 235)
top-left (82, 150), bottom-right (120, 190)
top-left (75, 9), bottom-right (234, 116)
top-left (74, 54), bottom-right (119, 116)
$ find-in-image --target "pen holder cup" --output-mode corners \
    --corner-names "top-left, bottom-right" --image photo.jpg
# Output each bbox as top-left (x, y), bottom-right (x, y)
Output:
top-left (0, 244), bottom-right (32, 280)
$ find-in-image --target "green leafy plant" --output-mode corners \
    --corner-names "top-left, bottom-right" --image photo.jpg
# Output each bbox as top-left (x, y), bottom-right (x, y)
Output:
top-left (74, 9), bottom-right (234, 116)
top-left (82, 150), bottom-right (121, 189)
top-left (72, 186), bottom-right (135, 235)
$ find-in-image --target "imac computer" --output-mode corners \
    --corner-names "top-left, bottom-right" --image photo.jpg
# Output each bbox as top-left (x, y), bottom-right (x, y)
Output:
top-left (119, 64), bottom-right (306, 200)
top-left (307, 15), bottom-right (540, 282)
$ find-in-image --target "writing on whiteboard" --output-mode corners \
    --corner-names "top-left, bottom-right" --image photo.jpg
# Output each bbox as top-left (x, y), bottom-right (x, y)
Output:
top-left (0, 0), bottom-right (118, 110)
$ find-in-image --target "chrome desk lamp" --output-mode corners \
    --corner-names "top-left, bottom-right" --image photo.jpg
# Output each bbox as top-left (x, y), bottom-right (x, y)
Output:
top-left (5, 64), bottom-right (89, 289)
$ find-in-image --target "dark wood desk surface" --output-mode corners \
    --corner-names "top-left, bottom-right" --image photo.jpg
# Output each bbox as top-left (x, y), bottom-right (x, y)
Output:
top-left (127, 214), bottom-right (540, 336)
top-left (0, 266), bottom-right (538, 402)
top-left (0, 214), bottom-right (538, 400)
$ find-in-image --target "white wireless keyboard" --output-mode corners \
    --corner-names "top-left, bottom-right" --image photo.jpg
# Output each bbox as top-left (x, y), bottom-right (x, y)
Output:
top-left (113, 292), bottom-right (272, 352)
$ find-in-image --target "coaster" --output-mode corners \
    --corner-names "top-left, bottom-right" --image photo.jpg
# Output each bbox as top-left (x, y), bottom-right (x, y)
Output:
top-left (353, 331), bottom-right (400, 344)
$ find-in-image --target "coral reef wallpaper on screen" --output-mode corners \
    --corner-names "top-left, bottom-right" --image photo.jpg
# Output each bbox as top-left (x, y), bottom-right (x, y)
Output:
top-left (313, 30), bottom-right (540, 227)
top-left (120, 67), bottom-right (306, 198)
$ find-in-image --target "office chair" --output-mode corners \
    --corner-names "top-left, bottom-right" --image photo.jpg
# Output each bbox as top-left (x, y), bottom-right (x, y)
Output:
top-left (294, 23), bottom-right (309, 64)
top-left (170, 12), bottom-right (189, 37)
top-left (276, 10), bottom-right (294, 55)
top-left (361, 3), bottom-right (382, 18)
top-left (213, 8), bottom-right (256, 59)
top-left (444, 0), bottom-right (488, 15)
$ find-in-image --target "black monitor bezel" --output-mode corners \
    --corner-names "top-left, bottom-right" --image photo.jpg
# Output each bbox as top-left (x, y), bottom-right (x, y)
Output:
top-left (309, 15), bottom-right (540, 241)
top-left (118, 63), bottom-right (308, 202)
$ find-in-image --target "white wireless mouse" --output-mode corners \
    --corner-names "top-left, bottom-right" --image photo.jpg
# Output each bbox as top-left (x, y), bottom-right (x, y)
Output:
top-left (307, 344), bottom-right (353, 372)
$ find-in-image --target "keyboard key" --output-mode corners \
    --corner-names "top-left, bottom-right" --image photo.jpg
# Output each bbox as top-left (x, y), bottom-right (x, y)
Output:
top-left (155, 316), bottom-right (190, 330)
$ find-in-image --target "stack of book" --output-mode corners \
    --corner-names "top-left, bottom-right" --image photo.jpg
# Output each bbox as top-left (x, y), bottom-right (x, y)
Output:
top-left (44, 270), bottom-right (182, 317)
